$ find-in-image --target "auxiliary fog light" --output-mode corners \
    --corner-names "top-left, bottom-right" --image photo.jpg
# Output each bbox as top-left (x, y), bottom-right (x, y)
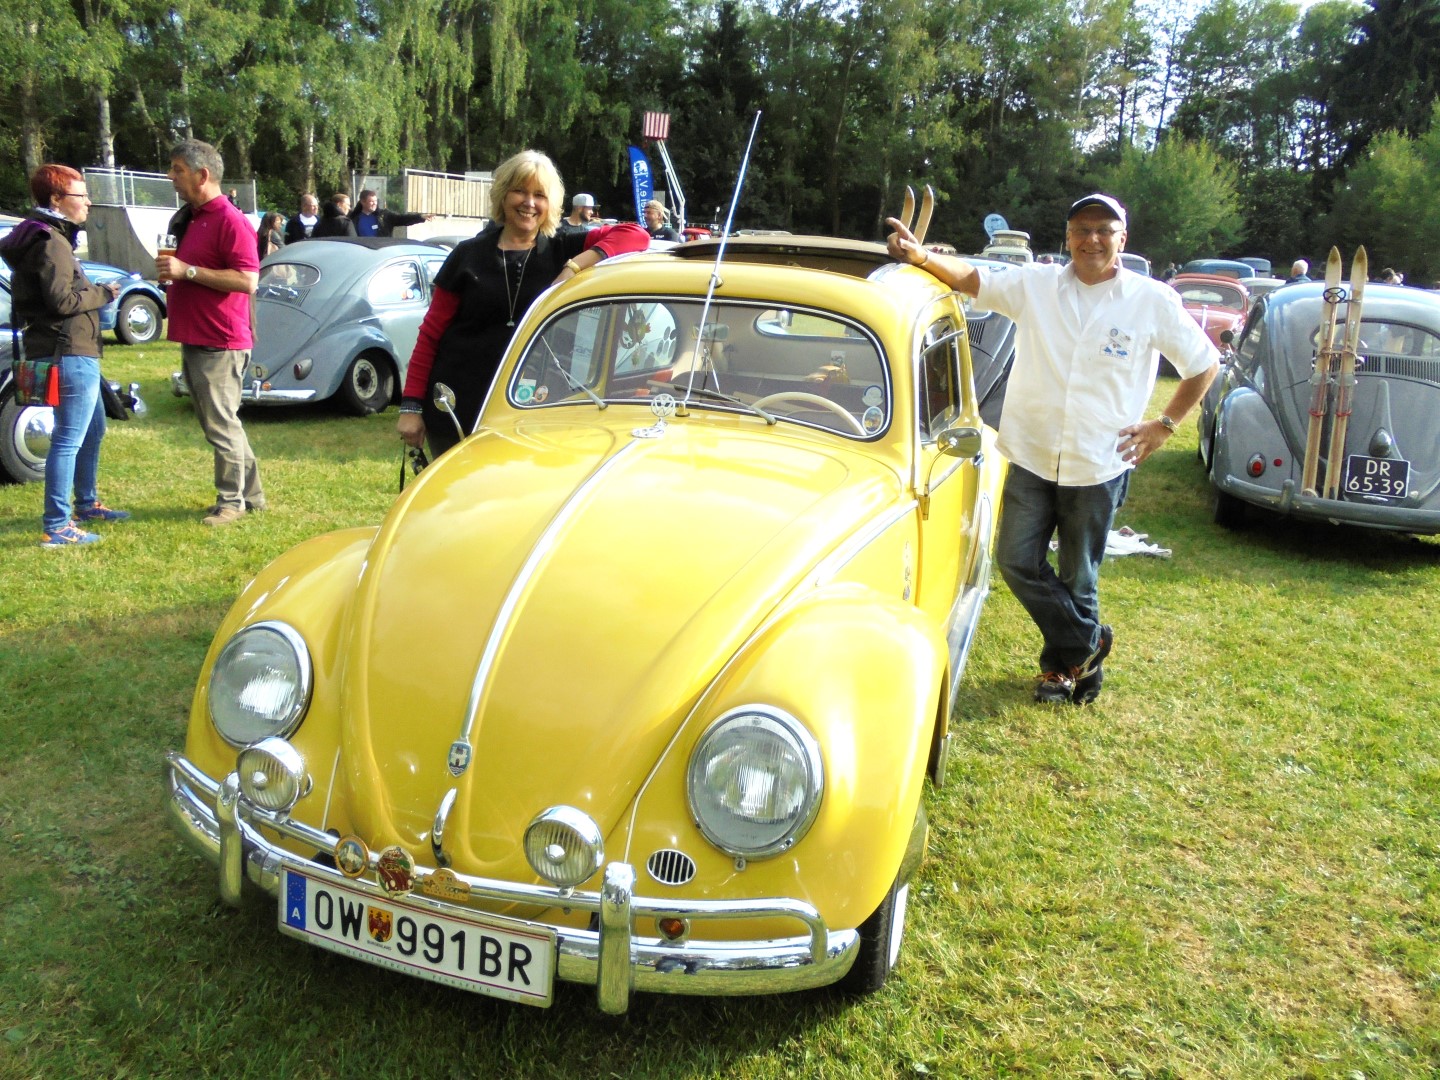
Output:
top-left (524, 806), bottom-right (604, 888)
top-left (237, 737), bottom-right (308, 813)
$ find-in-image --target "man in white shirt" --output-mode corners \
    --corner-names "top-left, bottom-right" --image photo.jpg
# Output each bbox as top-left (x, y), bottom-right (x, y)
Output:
top-left (887, 193), bottom-right (1218, 704)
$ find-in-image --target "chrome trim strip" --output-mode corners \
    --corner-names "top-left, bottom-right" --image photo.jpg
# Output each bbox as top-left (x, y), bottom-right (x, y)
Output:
top-left (456, 440), bottom-right (645, 747)
top-left (165, 752), bottom-right (858, 1006)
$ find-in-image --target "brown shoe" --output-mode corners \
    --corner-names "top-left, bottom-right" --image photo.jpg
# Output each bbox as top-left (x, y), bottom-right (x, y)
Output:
top-left (203, 505), bottom-right (246, 527)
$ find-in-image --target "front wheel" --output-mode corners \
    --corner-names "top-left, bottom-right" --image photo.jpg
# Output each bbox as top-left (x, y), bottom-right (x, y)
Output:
top-left (337, 351), bottom-right (395, 416)
top-left (0, 387), bottom-right (51, 484)
top-left (838, 874), bottom-right (910, 995)
top-left (115, 293), bottom-right (163, 345)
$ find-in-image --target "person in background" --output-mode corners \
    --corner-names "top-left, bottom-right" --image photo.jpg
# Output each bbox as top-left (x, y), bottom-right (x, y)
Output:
top-left (312, 193), bottom-right (355, 238)
top-left (0, 164), bottom-right (128, 546)
top-left (160, 139), bottom-right (266, 526)
top-left (556, 192), bottom-right (598, 237)
top-left (1377, 267), bottom-right (1402, 284)
top-left (256, 211), bottom-right (286, 260)
top-left (397, 150), bottom-right (649, 458)
top-left (643, 199), bottom-right (681, 241)
top-left (284, 193), bottom-right (320, 243)
top-left (887, 193), bottom-right (1219, 705)
top-left (348, 189), bottom-right (431, 237)
top-left (1284, 258), bottom-right (1311, 284)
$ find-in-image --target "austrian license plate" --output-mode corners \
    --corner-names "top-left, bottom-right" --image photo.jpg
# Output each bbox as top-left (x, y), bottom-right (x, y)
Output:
top-left (1344, 455), bottom-right (1409, 499)
top-left (279, 867), bottom-right (556, 1006)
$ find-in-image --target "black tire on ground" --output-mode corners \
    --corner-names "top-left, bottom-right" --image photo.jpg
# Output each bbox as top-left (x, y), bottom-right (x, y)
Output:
top-left (115, 293), bottom-right (163, 345)
top-left (1212, 479), bottom-right (1247, 529)
top-left (0, 387), bottom-right (50, 484)
top-left (838, 872), bottom-right (910, 995)
top-left (337, 351), bottom-right (395, 416)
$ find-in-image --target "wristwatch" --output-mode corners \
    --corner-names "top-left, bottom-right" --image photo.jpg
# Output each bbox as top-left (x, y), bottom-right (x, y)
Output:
top-left (185, 265), bottom-right (198, 281)
top-left (1157, 413), bottom-right (1178, 432)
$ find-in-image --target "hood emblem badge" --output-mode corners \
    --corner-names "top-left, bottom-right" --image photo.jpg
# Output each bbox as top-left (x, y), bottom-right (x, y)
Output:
top-left (633, 393), bottom-right (677, 439)
top-left (419, 867), bottom-right (472, 902)
top-left (335, 835), bottom-right (369, 878)
top-left (447, 739), bottom-right (473, 776)
top-left (376, 846), bottom-right (416, 896)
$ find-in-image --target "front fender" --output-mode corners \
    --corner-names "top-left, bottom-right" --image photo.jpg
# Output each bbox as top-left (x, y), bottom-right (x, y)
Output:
top-left (182, 527), bottom-right (377, 784)
top-left (625, 583), bottom-right (945, 933)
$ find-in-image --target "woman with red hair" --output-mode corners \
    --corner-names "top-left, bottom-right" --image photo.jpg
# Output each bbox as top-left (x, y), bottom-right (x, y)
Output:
top-left (0, 164), bottom-right (129, 546)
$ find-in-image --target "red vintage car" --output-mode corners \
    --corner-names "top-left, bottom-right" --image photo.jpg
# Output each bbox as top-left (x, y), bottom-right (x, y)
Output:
top-left (1172, 272), bottom-right (1251, 352)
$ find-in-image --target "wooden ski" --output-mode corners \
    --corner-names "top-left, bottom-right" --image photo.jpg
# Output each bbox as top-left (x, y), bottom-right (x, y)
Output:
top-left (897, 185), bottom-right (935, 244)
top-left (1300, 246), bottom-right (1344, 497)
top-left (1323, 245), bottom-right (1368, 500)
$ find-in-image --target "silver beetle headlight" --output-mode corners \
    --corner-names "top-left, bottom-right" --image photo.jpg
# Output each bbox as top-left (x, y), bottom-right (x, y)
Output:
top-left (207, 621), bottom-right (312, 746)
top-left (686, 707), bottom-right (824, 858)
top-left (236, 737), bottom-right (307, 812)
top-left (524, 806), bottom-right (605, 888)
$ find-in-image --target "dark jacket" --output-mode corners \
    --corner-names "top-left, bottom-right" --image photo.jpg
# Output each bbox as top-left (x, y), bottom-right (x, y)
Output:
top-left (312, 203), bottom-right (356, 239)
top-left (0, 210), bottom-right (110, 359)
top-left (284, 213), bottom-right (318, 244)
top-left (348, 206), bottom-right (426, 237)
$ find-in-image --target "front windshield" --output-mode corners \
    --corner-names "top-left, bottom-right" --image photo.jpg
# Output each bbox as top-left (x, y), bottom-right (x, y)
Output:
top-left (508, 298), bottom-right (890, 438)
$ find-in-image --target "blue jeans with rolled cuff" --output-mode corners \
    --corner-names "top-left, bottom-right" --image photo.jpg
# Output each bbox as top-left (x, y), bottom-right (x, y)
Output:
top-left (43, 354), bottom-right (106, 533)
top-left (995, 464), bottom-right (1129, 674)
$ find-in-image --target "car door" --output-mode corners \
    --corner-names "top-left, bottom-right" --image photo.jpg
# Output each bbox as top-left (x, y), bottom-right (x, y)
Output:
top-left (366, 257), bottom-right (428, 369)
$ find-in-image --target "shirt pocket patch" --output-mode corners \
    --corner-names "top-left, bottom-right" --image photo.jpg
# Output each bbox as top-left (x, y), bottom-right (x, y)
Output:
top-left (1099, 325), bottom-right (1138, 362)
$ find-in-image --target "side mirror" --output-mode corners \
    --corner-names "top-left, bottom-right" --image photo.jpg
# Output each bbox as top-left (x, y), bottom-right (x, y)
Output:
top-left (433, 382), bottom-right (464, 441)
top-left (937, 425), bottom-right (982, 459)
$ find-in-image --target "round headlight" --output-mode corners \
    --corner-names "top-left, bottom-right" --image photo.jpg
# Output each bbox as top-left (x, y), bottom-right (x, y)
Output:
top-left (686, 707), bottom-right (823, 859)
top-left (524, 806), bottom-right (604, 888)
top-left (208, 622), bottom-right (311, 746)
top-left (236, 737), bottom-right (307, 812)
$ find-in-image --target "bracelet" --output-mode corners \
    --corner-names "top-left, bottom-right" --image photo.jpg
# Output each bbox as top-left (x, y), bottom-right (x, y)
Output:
top-left (1157, 413), bottom-right (1178, 432)
top-left (398, 404), bottom-right (423, 415)
top-left (916, 249), bottom-right (930, 267)
top-left (564, 259), bottom-right (583, 274)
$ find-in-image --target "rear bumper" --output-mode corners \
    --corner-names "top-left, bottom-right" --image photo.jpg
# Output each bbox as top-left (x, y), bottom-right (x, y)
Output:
top-left (165, 752), bottom-right (859, 1012)
top-left (170, 371), bottom-right (319, 404)
top-left (1218, 474), bottom-right (1440, 534)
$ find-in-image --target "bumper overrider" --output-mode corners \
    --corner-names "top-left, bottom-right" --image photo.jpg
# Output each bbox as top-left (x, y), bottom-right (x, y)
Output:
top-left (165, 752), bottom-right (859, 1012)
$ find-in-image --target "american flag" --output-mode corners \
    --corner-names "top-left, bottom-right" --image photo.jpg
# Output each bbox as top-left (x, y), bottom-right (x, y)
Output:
top-left (643, 111), bottom-right (670, 141)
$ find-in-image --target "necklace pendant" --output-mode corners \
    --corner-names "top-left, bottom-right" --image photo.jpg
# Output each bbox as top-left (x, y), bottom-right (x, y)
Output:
top-left (507, 319), bottom-right (515, 328)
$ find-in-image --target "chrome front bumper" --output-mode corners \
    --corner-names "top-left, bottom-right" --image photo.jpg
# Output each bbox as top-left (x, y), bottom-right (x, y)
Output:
top-left (165, 753), bottom-right (858, 1012)
top-left (170, 371), bottom-right (319, 404)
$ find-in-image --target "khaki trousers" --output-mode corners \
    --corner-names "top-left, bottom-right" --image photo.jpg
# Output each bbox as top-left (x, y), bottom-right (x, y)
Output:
top-left (181, 345), bottom-right (264, 510)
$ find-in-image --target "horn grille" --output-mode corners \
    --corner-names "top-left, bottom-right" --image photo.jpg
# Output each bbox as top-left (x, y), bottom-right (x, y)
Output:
top-left (646, 848), bottom-right (697, 886)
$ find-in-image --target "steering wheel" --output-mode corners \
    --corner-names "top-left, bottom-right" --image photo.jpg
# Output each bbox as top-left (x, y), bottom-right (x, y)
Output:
top-left (752, 391), bottom-right (867, 436)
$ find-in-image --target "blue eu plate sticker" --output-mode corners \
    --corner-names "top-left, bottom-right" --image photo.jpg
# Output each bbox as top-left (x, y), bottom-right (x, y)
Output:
top-left (285, 870), bottom-right (307, 929)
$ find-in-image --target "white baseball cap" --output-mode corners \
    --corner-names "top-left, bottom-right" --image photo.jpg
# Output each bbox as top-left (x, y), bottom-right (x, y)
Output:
top-left (1067, 193), bottom-right (1127, 228)
top-left (572, 193), bottom-right (595, 208)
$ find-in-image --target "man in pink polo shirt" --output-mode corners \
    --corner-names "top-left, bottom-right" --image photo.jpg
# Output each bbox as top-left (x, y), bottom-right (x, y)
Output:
top-left (159, 139), bottom-right (265, 526)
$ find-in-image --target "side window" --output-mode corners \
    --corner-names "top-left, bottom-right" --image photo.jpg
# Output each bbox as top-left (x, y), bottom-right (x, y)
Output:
top-left (421, 257), bottom-right (447, 289)
top-left (918, 318), bottom-right (959, 440)
top-left (367, 260), bottom-right (423, 305)
top-left (1233, 307), bottom-right (1266, 378)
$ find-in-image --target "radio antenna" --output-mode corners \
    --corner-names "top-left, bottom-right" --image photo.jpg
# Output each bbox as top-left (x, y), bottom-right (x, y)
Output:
top-left (685, 111), bottom-right (762, 402)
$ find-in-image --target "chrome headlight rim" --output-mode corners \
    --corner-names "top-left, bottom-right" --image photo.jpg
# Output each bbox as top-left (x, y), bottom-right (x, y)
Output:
top-left (686, 705), bottom-right (824, 860)
top-left (523, 805), bottom-right (605, 888)
top-left (207, 620), bottom-right (313, 748)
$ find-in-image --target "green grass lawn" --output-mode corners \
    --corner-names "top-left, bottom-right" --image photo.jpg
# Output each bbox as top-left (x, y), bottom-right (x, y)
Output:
top-left (0, 345), bottom-right (1435, 1078)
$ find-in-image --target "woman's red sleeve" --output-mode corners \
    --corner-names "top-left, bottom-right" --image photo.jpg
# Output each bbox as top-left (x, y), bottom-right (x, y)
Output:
top-left (584, 223), bottom-right (651, 259)
top-left (403, 286), bottom-right (462, 400)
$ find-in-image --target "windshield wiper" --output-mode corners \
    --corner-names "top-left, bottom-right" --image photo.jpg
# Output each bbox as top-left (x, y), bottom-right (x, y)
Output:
top-left (670, 381), bottom-right (776, 424)
top-left (537, 338), bottom-right (607, 409)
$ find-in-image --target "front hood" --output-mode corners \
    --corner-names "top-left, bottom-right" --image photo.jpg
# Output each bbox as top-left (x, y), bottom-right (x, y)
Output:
top-left (338, 416), bottom-right (901, 866)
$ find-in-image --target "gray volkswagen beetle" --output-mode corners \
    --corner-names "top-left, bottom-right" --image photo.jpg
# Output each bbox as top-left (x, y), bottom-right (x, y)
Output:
top-left (172, 237), bottom-right (449, 415)
top-left (1198, 281), bottom-right (1440, 532)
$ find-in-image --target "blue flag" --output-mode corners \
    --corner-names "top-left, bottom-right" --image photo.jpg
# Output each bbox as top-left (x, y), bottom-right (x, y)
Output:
top-left (628, 146), bottom-right (654, 224)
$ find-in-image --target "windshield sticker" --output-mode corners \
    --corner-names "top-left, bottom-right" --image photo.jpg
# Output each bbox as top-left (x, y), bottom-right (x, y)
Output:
top-left (515, 379), bottom-right (536, 404)
top-left (863, 385), bottom-right (884, 408)
top-left (533, 384), bottom-right (550, 403)
top-left (863, 406), bottom-right (885, 433)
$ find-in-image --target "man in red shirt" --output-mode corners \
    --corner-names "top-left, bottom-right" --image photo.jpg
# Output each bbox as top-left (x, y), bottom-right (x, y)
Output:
top-left (159, 139), bottom-right (265, 525)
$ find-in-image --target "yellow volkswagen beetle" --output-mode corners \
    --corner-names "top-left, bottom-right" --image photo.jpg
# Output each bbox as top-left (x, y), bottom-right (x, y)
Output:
top-left (165, 235), bottom-right (1008, 1012)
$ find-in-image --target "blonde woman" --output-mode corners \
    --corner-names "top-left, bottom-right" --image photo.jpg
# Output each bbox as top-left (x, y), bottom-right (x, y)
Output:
top-left (398, 150), bottom-right (648, 457)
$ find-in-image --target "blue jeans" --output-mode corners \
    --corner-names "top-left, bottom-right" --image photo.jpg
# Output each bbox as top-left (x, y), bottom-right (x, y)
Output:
top-left (43, 354), bottom-right (106, 532)
top-left (996, 464), bottom-right (1129, 673)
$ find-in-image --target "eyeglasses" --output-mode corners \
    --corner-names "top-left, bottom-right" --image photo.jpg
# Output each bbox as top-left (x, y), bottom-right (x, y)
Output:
top-left (60, 192), bottom-right (90, 200)
top-left (1068, 227), bottom-right (1122, 240)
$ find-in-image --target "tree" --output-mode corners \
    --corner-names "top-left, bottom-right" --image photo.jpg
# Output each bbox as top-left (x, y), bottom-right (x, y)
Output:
top-left (1103, 137), bottom-right (1241, 265)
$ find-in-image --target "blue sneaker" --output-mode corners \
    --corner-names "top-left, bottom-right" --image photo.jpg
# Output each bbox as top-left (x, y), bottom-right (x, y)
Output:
top-left (76, 502), bottom-right (131, 522)
top-left (41, 524), bottom-right (101, 547)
